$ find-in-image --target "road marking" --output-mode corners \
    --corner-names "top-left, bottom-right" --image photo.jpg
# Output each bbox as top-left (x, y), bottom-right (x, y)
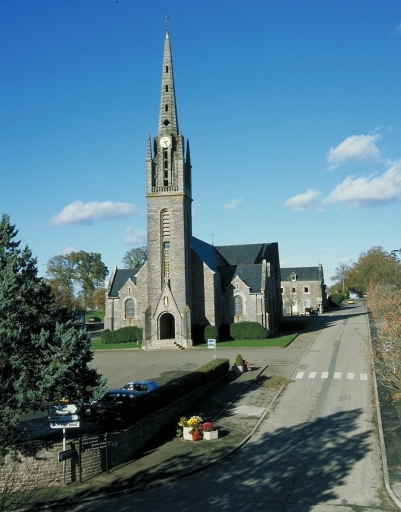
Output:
top-left (295, 371), bottom-right (368, 381)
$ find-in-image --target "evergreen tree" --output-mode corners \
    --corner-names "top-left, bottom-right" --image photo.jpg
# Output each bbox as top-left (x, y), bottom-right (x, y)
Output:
top-left (0, 214), bottom-right (107, 451)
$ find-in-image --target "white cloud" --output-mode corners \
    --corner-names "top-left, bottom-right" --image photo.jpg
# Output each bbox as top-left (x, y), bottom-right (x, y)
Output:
top-left (327, 133), bottom-right (381, 170)
top-left (223, 198), bottom-right (243, 210)
top-left (49, 201), bottom-right (138, 226)
top-left (123, 227), bottom-right (147, 245)
top-left (284, 189), bottom-right (322, 211)
top-left (324, 160), bottom-right (401, 207)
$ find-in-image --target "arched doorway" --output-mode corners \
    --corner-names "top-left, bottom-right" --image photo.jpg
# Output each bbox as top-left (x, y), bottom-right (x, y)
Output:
top-left (160, 313), bottom-right (175, 339)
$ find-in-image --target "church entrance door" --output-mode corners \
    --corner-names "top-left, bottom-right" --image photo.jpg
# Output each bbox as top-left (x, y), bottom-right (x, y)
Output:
top-left (160, 313), bottom-right (175, 339)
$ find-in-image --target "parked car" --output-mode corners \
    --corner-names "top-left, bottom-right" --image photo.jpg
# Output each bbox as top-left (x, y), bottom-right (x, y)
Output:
top-left (88, 316), bottom-right (102, 323)
top-left (121, 380), bottom-right (159, 393)
top-left (84, 381), bottom-right (159, 422)
top-left (347, 299), bottom-right (355, 304)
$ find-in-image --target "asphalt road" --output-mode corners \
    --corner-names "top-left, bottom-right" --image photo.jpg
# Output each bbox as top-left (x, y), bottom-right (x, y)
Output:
top-left (71, 302), bottom-right (395, 511)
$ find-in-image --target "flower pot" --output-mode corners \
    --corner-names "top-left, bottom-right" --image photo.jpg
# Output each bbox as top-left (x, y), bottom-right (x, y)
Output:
top-left (234, 364), bottom-right (245, 374)
top-left (203, 430), bottom-right (218, 440)
top-left (183, 427), bottom-right (193, 440)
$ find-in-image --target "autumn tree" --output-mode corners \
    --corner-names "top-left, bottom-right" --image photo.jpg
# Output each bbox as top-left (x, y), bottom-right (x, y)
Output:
top-left (346, 246), bottom-right (401, 297)
top-left (122, 246), bottom-right (147, 269)
top-left (91, 287), bottom-right (107, 311)
top-left (46, 251), bottom-right (109, 309)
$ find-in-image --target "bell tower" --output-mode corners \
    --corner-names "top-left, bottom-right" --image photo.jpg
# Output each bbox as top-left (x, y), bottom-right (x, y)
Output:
top-left (144, 31), bottom-right (193, 348)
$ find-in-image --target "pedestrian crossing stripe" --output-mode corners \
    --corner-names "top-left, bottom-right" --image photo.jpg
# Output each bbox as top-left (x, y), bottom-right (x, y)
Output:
top-left (295, 372), bottom-right (368, 381)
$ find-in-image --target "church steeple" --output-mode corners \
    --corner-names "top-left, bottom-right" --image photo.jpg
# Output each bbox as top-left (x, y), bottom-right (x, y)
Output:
top-left (159, 31), bottom-right (179, 136)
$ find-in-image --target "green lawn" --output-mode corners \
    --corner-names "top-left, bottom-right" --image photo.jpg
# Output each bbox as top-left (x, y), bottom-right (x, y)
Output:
top-left (90, 333), bottom-right (298, 351)
top-left (195, 333), bottom-right (298, 348)
top-left (90, 338), bottom-right (140, 350)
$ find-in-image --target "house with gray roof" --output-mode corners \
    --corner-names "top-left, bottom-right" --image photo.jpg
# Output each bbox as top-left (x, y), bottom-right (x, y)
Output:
top-left (280, 264), bottom-right (327, 315)
top-left (104, 32), bottom-right (282, 348)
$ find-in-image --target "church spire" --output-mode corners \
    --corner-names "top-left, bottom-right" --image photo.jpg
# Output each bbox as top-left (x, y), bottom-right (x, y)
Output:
top-left (159, 31), bottom-right (179, 136)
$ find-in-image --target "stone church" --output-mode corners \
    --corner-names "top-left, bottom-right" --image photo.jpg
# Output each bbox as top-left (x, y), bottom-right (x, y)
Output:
top-left (104, 32), bottom-right (282, 349)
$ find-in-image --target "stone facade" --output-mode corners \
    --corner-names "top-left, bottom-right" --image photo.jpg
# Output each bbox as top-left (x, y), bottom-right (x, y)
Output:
top-left (280, 264), bottom-right (327, 315)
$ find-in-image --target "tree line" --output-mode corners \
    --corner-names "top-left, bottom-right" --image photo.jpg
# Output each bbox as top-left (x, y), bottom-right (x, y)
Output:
top-left (331, 246), bottom-right (401, 392)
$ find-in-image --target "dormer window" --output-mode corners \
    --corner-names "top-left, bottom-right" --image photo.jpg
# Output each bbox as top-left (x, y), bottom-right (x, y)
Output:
top-left (165, 66), bottom-right (169, 72)
top-left (291, 273), bottom-right (297, 281)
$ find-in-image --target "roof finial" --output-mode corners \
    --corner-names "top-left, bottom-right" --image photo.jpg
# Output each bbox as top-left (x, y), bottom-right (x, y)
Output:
top-left (165, 15), bottom-right (169, 35)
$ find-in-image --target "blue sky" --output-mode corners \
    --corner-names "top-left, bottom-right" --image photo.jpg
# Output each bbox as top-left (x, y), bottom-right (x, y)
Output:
top-left (1, 1), bottom-right (400, 286)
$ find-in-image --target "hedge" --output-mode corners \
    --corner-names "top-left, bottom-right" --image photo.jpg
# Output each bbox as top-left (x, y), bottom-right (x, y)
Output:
top-left (101, 326), bottom-right (143, 344)
top-left (230, 321), bottom-right (269, 340)
top-left (100, 358), bottom-right (230, 426)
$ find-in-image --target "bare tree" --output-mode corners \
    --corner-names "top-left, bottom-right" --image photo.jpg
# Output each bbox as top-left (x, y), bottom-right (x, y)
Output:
top-left (330, 263), bottom-right (351, 293)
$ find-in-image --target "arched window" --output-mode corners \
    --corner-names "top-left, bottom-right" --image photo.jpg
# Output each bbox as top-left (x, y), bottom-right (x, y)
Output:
top-left (125, 299), bottom-right (135, 319)
top-left (234, 296), bottom-right (243, 315)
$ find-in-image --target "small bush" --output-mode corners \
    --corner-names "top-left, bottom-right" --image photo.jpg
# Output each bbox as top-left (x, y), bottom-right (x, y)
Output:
top-left (230, 321), bottom-right (269, 340)
top-left (329, 293), bottom-right (344, 306)
top-left (235, 354), bottom-right (244, 366)
top-left (101, 326), bottom-right (143, 344)
top-left (204, 325), bottom-right (218, 342)
top-left (101, 329), bottom-right (113, 344)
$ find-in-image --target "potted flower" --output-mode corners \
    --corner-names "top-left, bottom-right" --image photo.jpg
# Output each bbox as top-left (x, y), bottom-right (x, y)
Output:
top-left (177, 416), bottom-right (203, 440)
top-left (201, 421), bottom-right (218, 440)
top-left (234, 354), bottom-right (245, 373)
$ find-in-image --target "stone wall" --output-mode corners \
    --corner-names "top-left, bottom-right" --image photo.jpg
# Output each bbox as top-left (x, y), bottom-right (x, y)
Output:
top-left (0, 377), bottom-right (224, 491)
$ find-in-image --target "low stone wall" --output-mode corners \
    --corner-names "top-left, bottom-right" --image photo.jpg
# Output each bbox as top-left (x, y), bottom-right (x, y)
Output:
top-left (0, 376), bottom-right (225, 490)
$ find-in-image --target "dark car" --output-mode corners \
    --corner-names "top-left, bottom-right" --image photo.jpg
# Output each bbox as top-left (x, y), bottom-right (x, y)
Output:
top-left (85, 381), bottom-right (159, 424)
top-left (121, 380), bottom-right (159, 393)
top-left (88, 316), bottom-right (102, 323)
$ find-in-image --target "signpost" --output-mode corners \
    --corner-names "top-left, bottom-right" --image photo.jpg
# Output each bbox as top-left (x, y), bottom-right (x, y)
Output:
top-left (208, 338), bottom-right (217, 359)
top-left (48, 403), bottom-right (81, 485)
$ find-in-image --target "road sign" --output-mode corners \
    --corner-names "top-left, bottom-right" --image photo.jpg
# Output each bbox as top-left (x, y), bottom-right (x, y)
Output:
top-left (50, 421), bottom-right (80, 429)
top-left (58, 449), bottom-right (74, 462)
top-left (48, 404), bottom-right (78, 415)
top-left (48, 414), bottom-right (80, 422)
top-left (81, 434), bottom-right (107, 452)
top-left (207, 338), bottom-right (216, 348)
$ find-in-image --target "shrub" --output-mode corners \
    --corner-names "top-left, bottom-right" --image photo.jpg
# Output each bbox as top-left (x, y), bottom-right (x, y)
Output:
top-left (101, 329), bottom-right (113, 344)
top-left (230, 321), bottom-right (269, 340)
top-left (101, 326), bottom-right (143, 344)
top-left (329, 293), bottom-right (344, 306)
top-left (204, 325), bottom-right (218, 342)
top-left (235, 354), bottom-right (244, 366)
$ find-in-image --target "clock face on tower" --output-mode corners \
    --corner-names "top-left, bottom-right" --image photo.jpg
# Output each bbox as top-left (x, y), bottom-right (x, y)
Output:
top-left (160, 136), bottom-right (171, 148)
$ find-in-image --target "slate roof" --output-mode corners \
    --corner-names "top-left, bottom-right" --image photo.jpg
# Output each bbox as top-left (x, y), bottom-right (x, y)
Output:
top-left (218, 264), bottom-right (263, 293)
top-left (215, 243), bottom-right (280, 281)
top-left (191, 237), bottom-right (229, 271)
top-left (109, 268), bottom-right (140, 297)
top-left (280, 266), bottom-right (322, 282)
